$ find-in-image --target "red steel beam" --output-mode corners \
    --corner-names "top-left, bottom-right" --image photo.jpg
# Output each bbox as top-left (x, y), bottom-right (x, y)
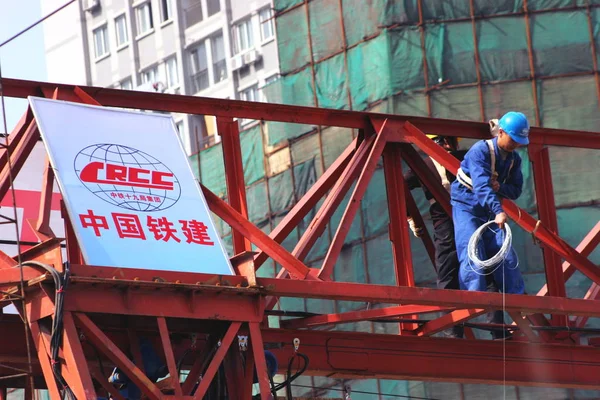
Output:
top-left (61, 312), bottom-right (97, 400)
top-left (292, 135), bottom-right (374, 264)
top-left (157, 317), bottom-right (182, 396)
top-left (5, 78), bottom-right (600, 149)
top-left (318, 121), bottom-right (389, 280)
top-left (192, 321), bottom-right (241, 400)
top-left (508, 312), bottom-right (540, 343)
top-left (529, 144), bottom-right (566, 326)
top-left (73, 313), bottom-right (163, 400)
top-left (253, 138), bottom-right (357, 270)
top-left (262, 328), bottom-right (600, 389)
top-left (0, 119), bottom-right (40, 201)
top-left (402, 120), bottom-right (600, 288)
top-left (382, 143), bottom-right (415, 288)
top-left (218, 117), bottom-right (252, 255)
top-left (538, 221), bottom-right (600, 297)
top-left (258, 277), bottom-right (600, 317)
top-left (281, 305), bottom-right (449, 329)
top-left (249, 322), bottom-right (273, 400)
top-left (415, 309), bottom-right (487, 337)
top-left (28, 322), bottom-right (60, 399)
top-left (399, 143), bottom-right (452, 217)
top-left (264, 135), bottom-right (375, 307)
top-left (34, 156), bottom-right (55, 237)
top-left (201, 184), bottom-right (313, 280)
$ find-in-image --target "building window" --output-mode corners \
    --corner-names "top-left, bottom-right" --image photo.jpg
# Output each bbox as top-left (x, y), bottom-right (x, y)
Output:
top-left (115, 14), bottom-right (128, 47)
top-left (141, 65), bottom-right (158, 84)
top-left (206, 0), bottom-right (220, 17)
top-left (165, 56), bottom-right (179, 89)
top-left (183, 0), bottom-right (203, 28)
top-left (135, 2), bottom-right (154, 36)
top-left (160, 0), bottom-right (172, 22)
top-left (234, 19), bottom-right (254, 54)
top-left (119, 78), bottom-right (133, 90)
top-left (240, 84), bottom-right (259, 102)
top-left (190, 43), bottom-right (209, 92)
top-left (93, 25), bottom-right (109, 59)
top-left (176, 121), bottom-right (191, 155)
top-left (259, 8), bottom-right (274, 42)
top-left (212, 32), bottom-right (227, 84)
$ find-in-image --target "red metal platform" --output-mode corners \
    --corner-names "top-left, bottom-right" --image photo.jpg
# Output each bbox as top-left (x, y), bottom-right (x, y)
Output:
top-left (0, 78), bottom-right (600, 399)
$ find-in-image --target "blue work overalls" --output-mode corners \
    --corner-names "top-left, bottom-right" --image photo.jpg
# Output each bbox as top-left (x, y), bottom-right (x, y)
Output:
top-left (450, 138), bottom-right (525, 294)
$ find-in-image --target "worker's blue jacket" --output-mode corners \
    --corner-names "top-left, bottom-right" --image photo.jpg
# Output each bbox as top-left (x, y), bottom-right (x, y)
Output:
top-left (450, 137), bottom-right (523, 215)
top-left (450, 137), bottom-right (525, 294)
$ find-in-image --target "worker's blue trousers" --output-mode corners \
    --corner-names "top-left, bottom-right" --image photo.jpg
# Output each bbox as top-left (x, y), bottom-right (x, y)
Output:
top-left (453, 205), bottom-right (525, 294)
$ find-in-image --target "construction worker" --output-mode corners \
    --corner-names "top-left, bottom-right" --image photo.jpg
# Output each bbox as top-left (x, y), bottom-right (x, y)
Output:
top-left (404, 134), bottom-right (467, 338)
top-left (451, 111), bottom-right (529, 296)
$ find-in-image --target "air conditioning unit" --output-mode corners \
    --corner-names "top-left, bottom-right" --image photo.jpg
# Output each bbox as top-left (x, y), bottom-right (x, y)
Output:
top-left (135, 81), bottom-right (165, 93)
top-left (231, 54), bottom-right (243, 71)
top-left (84, 0), bottom-right (101, 12)
top-left (242, 49), bottom-right (261, 65)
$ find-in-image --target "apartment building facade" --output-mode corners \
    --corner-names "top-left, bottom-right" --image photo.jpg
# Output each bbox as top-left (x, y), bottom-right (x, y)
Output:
top-left (42, 0), bottom-right (279, 155)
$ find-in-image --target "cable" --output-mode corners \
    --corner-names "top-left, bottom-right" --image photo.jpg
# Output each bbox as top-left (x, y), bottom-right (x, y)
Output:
top-left (467, 220), bottom-right (517, 276)
top-left (0, 0), bottom-right (77, 48)
top-left (21, 261), bottom-right (75, 400)
top-left (290, 383), bottom-right (440, 400)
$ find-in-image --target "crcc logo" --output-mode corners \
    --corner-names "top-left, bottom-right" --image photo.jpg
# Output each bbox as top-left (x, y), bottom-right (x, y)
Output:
top-left (74, 144), bottom-right (181, 212)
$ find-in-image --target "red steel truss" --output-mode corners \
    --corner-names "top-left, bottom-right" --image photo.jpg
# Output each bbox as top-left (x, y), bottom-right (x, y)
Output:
top-left (1, 78), bottom-right (600, 399)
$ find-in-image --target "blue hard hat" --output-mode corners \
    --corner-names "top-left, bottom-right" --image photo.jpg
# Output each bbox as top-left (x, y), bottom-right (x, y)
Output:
top-left (498, 111), bottom-right (530, 145)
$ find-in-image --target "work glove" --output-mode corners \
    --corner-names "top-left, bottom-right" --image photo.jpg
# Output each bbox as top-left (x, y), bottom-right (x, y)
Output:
top-left (407, 217), bottom-right (424, 238)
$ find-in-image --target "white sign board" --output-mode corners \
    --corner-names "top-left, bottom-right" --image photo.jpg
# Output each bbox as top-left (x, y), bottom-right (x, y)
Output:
top-left (28, 97), bottom-right (234, 275)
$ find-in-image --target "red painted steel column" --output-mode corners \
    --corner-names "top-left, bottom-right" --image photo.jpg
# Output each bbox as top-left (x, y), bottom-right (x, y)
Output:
top-left (383, 142), bottom-right (416, 332)
top-left (192, 322), bottom-right (241, 400)
top-left (529, 144), bottom-right (566, 327)
top-left (383, 143), bottom-right (414, 289)
top-left (0, 388), bottom-right (6, 400)
top-left (218, 117), bottom-right (252, 255)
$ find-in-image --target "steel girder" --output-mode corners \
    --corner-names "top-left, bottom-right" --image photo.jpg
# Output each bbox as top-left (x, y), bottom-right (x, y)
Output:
top-left (0, 78), bottom-right (599, 398)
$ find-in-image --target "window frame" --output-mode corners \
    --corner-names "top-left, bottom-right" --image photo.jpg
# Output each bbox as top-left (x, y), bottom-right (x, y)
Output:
top-left (189, 42), bottom-right (210, 93)
top-left (159, 0), bottom-right (173, 24)
top-left (258, 7), bottom-right (274, 43)
top-left (206, 0), bottom-right (221, 17)
top-left (92, 23), bottom-right (110, 60)
top-left (135, 1), bottom-right (154, 38)
top-left (164, 56), bottom-right (179, 89)
top-left (234, 18), bottom-right (254, 54)
top-left (114, 13), bottom-right (129, 49)
top-left (211, 31), bottom-right (227, 85)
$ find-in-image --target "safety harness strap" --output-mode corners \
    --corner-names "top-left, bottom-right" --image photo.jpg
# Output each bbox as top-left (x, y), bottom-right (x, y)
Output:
top-left (456, 139), bottom-right (514, 192)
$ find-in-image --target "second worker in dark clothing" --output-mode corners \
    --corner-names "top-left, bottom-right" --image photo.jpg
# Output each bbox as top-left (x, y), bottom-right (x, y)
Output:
top-left (404, 134), bottom-right (508, 340)
top-left (404, 135), bottom-right (466, 293)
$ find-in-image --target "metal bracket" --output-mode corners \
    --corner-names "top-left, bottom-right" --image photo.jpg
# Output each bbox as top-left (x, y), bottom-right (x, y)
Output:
top-left (293, 337), bottom-right (300, 352)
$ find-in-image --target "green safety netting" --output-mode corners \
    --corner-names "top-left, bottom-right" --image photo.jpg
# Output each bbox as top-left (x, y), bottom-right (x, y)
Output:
top-left (321, 126), bottom-right (354, 168)
top-left (308, 0), bottom-right (344, 61)
top-left (275, 5), bottom-right (310, 72)
top-left (477, 17), bottom-right (530, 82)
top-left (240, 125), bottom-right (265, 186)
top-left (528, 0), bottom-right (587, 10)
top-left (531, 11), bottom-right (593, 77)
top-left (273, 0), bottom-right (303, 13)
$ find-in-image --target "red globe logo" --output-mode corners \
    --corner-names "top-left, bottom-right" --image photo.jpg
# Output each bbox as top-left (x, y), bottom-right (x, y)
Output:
top-left (74, 144), bottom-right (181, 212)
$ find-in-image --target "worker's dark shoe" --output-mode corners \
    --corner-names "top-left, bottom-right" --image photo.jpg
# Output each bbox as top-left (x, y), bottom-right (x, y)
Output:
top-left (443, 325), bottom-right (464, 339)
top-left (491, 329), bottom-right (513, 340)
